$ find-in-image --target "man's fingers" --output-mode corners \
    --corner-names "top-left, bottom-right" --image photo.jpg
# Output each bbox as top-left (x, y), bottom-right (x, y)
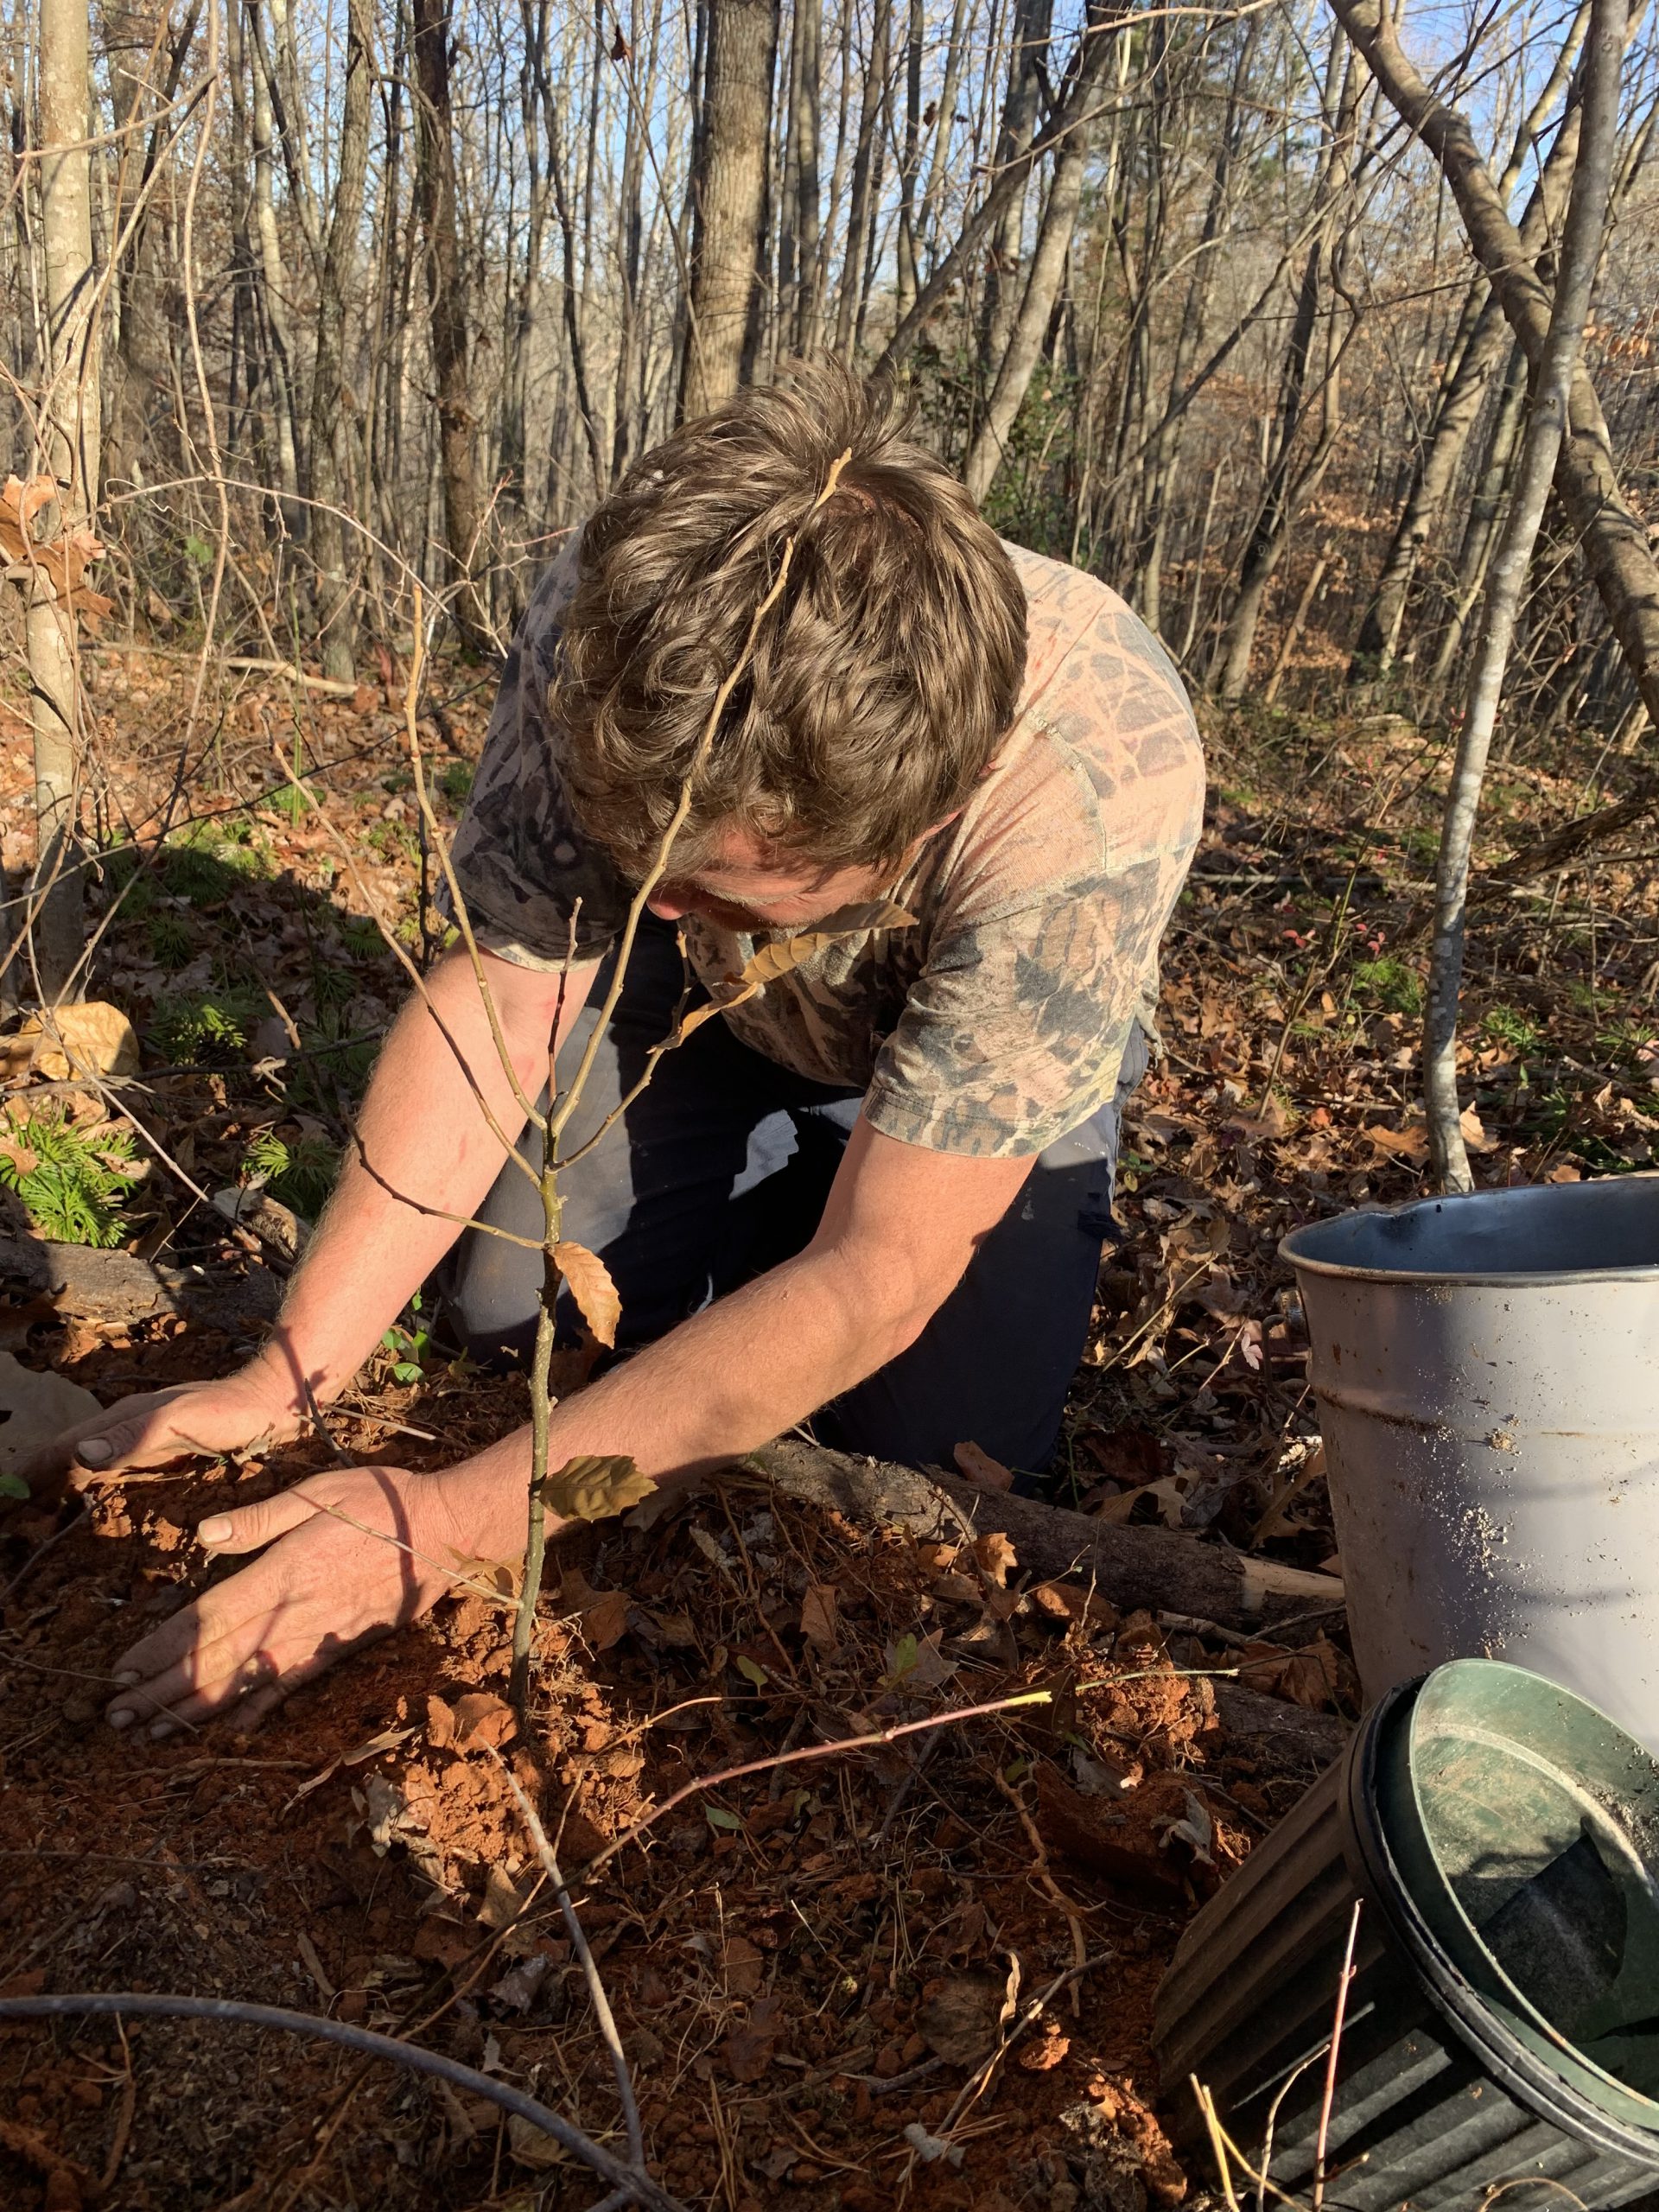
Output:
top-left (16, 1389), bottom-right (192, 1487)
top-left (196, 1486), bottom-right (330, 1555)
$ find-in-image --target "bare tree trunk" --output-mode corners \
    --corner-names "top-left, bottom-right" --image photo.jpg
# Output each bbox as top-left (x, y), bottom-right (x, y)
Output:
top-left (893, 0), bottom-right (924, 327)
top-left (245, 0), bottom-right (302, 512)
top-left (24, 0), bottom-right (103, 1003)
top-left (980, 0), bottom-right (1052, 370)
top-left (1329, 0), bottom-right (1659, 729)
top-left (1425, 0), bottom-right (1624, 1193)
top-left (414, 0), bottom-right (489, 649)
top-left (1351, 24), bottom-right (1592, 680)
top-left (833, 0), bottom-right (887, 363)
top-left (963, 3), bottom-right (1115, 505)
top-left (683, 0), bottom-right (777, 413)
top-left (1427, 340), bottom-right (1529, 685)
top-left (786, 0), bottom-right (822, 352)
top-left (306, 0), bottom-right (372, 679)
top-left (104, 6), bottom-right (200, 496)
top-left (1209, 37), bottom-right (1363, 698)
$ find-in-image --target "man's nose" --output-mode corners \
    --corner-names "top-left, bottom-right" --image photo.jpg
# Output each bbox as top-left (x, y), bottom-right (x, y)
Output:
top-left (646, 889), bottom-right (690, 920)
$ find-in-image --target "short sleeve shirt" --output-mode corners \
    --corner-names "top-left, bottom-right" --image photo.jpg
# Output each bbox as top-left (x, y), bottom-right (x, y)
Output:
top-left (445, 534), bottom-right (1205, 1159)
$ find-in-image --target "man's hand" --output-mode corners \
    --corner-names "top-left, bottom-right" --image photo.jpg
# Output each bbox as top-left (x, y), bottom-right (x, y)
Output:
top-left (17, 1368), bottom-right (304, 1500)
top-left (105, 1463), bottom-right (475, 1737)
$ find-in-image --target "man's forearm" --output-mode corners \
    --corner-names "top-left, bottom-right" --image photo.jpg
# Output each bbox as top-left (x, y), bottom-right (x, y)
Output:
top-left (249, 949), bottom-right (594, 1415)
top-left (438, 1243), bottom-right (919, 1559)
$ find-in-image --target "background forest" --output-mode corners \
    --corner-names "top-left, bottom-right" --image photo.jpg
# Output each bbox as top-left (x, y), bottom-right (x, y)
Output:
top-left (4, 0), bottom-right (1657, 734)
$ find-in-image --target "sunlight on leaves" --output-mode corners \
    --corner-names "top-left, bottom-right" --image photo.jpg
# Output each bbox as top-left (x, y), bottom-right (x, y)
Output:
top-left (540, 1452), bottom-right (653, 1522)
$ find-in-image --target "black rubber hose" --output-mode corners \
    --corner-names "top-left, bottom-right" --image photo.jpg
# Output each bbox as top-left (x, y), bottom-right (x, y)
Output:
top-left (0, 1991), bottom-right (686, 2212)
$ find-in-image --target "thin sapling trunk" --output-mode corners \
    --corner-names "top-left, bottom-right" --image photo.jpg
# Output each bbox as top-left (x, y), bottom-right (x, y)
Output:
top-left (1424, 0), bottom-right (1624, 1192)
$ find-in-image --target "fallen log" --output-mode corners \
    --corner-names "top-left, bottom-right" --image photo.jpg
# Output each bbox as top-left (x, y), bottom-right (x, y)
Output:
top-left (0, 1234), bottom-right (281, 1336)
top-left (750, 1437), bottom-right (1344, 1635)
top-left (1210, 1681), bottom-right (1349, 1768)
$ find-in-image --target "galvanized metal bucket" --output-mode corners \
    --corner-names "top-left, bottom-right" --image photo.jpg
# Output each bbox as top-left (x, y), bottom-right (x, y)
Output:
top-left (1281, 1176), bottom-right (1659, 1755)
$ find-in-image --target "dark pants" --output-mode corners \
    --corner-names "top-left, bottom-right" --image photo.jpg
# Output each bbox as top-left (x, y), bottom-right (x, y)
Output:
top-left (437, 919), bottom-right (1144, 1472)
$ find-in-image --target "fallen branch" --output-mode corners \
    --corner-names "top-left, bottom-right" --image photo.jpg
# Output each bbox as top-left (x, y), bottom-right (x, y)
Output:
top-left (1470, 779), bottom-right (1659, 899)
top-left (493, 1753), bottom-right (645, 2171)
top-left (750, 1439), bottom-right (1344, 1631)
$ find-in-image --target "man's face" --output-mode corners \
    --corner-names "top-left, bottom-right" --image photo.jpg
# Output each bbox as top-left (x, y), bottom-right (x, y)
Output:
top-left (645, 824), bottom-right (910, 933)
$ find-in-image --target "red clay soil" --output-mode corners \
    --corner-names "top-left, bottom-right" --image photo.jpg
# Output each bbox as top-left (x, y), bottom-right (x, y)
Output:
top-left (0, 1357), bottom-right (1340, 2212)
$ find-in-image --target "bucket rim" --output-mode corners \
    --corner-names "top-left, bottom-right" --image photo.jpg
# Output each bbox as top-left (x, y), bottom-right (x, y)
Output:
top-left (1281, 1176), bottom-right (1659, 1287)
top-left (1344, 1669), bottom-right (1659, 2158)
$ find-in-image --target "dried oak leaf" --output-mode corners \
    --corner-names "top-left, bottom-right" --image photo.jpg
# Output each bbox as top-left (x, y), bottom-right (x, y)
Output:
top-left (15, 1001), bottom-right (140, 1080)
top-left (918, 1967), bottom-right (1014, 2066)
top-left (541, 1452), bottom-right (652, 1522)
top-left (734, 899), bottom-right (916, 988)
top-left (552, 1240), bottom-right (621, 1347)
top-left (972, 1529), bottom-right (1019, 1586)
top-left (954, 1439), bottom-right (1014, 1492)
top-left (721, 1993), bottom-right (784, 2082)
top-left (799, 1580), bottom-right (841, 1653)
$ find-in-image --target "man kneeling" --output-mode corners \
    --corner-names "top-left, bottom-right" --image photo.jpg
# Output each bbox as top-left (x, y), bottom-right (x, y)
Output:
top-left (32, 368), bottom-right (1204, 1734)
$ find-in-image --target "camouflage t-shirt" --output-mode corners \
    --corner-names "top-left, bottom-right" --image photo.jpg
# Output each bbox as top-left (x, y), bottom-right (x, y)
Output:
top-left (447, 531), bottom-right (1205, 1159)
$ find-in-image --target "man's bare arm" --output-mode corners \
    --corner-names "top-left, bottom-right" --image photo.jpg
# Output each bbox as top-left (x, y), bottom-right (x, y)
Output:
top-left (219, 1119), bottom-right (1033, 1564)
top-left (30, 946), bottom-right (596, 1481)
top-left (101, 1118), bottom-right (1034, 1732)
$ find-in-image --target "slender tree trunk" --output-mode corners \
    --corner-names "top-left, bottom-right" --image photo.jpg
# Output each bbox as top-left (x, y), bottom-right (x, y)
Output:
top-left (683, 0), bottom-right (778, 413)
top-left (1427, 340), bottom-right (1530, 685)
top-left (308, 0), bottom-right (372, 680)
top-left (893, 0), bottom-right (924, 327)
top-left (981, 0), bottom-right (1052, 370)
top-left (1351, 38), bottom-right (1592, 680)
top-left (963, 3), bottom-right (1115, 504)
top-left (414, 0), bottom-right (489, 649)
top-left (789, 0), bottom-right (822, 352)
top-left (24, 0), bottom-right (103, 1003)
top-left (834, 0), bottom-right (887, 362)
top-left (245, 0), bottom-right (302, 513)
top-left (1425, 0), bottom-right (1624, 1192)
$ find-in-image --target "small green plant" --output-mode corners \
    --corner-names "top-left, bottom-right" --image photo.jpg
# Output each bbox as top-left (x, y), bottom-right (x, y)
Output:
top-left (338, 914), bottom-right (385, 960)
top-left (1351, 955), bottom-right (1425, 1016)
top-left (242, 1128), bottom-right (339, 1217)
top-left (436, 760), bottom-right (473, 804)
top-left (270, 778), bottom-right (318, 825)
top-left (0, 1106), bottom-right (142, 1248)
top-left (1482, 1004), bottom-right (1542, 1056)
top-left (151, 989), bottom-right (259, 1065)
top-left (147, 911), bottom-right (195, 967)
top-left (161, 822), bottom-right (268, 904)
top-left (313, 962), bottom-right (359, 1013)
top-left (381, 1292), bottom-right (433, 1385)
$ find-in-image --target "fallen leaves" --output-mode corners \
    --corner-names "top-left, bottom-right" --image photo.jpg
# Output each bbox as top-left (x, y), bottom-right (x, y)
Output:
top-left (917, 1966), bottom-right (1016, 2066)
top-left (721, 1993), bottom-right (784, 2082)
top-left (8, 1001), bottom-right (140, 1081)
top-left (954, 1439), bottom-right (1014, 1491)
top-left (799, 1580), bottom-right (841, 1653)
top-left (425, 1690), bottom-right (517, 1751)
top-left (0, 1351), bottom-right (102, 1484)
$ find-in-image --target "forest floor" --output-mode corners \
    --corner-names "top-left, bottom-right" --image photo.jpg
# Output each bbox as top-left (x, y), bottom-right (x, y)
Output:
top-left (1, 639), bottom-right (1656, 2212)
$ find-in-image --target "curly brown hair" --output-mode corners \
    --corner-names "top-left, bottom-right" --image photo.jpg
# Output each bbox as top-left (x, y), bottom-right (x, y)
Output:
top-left (549, 364), bottom-right (1028, 880)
